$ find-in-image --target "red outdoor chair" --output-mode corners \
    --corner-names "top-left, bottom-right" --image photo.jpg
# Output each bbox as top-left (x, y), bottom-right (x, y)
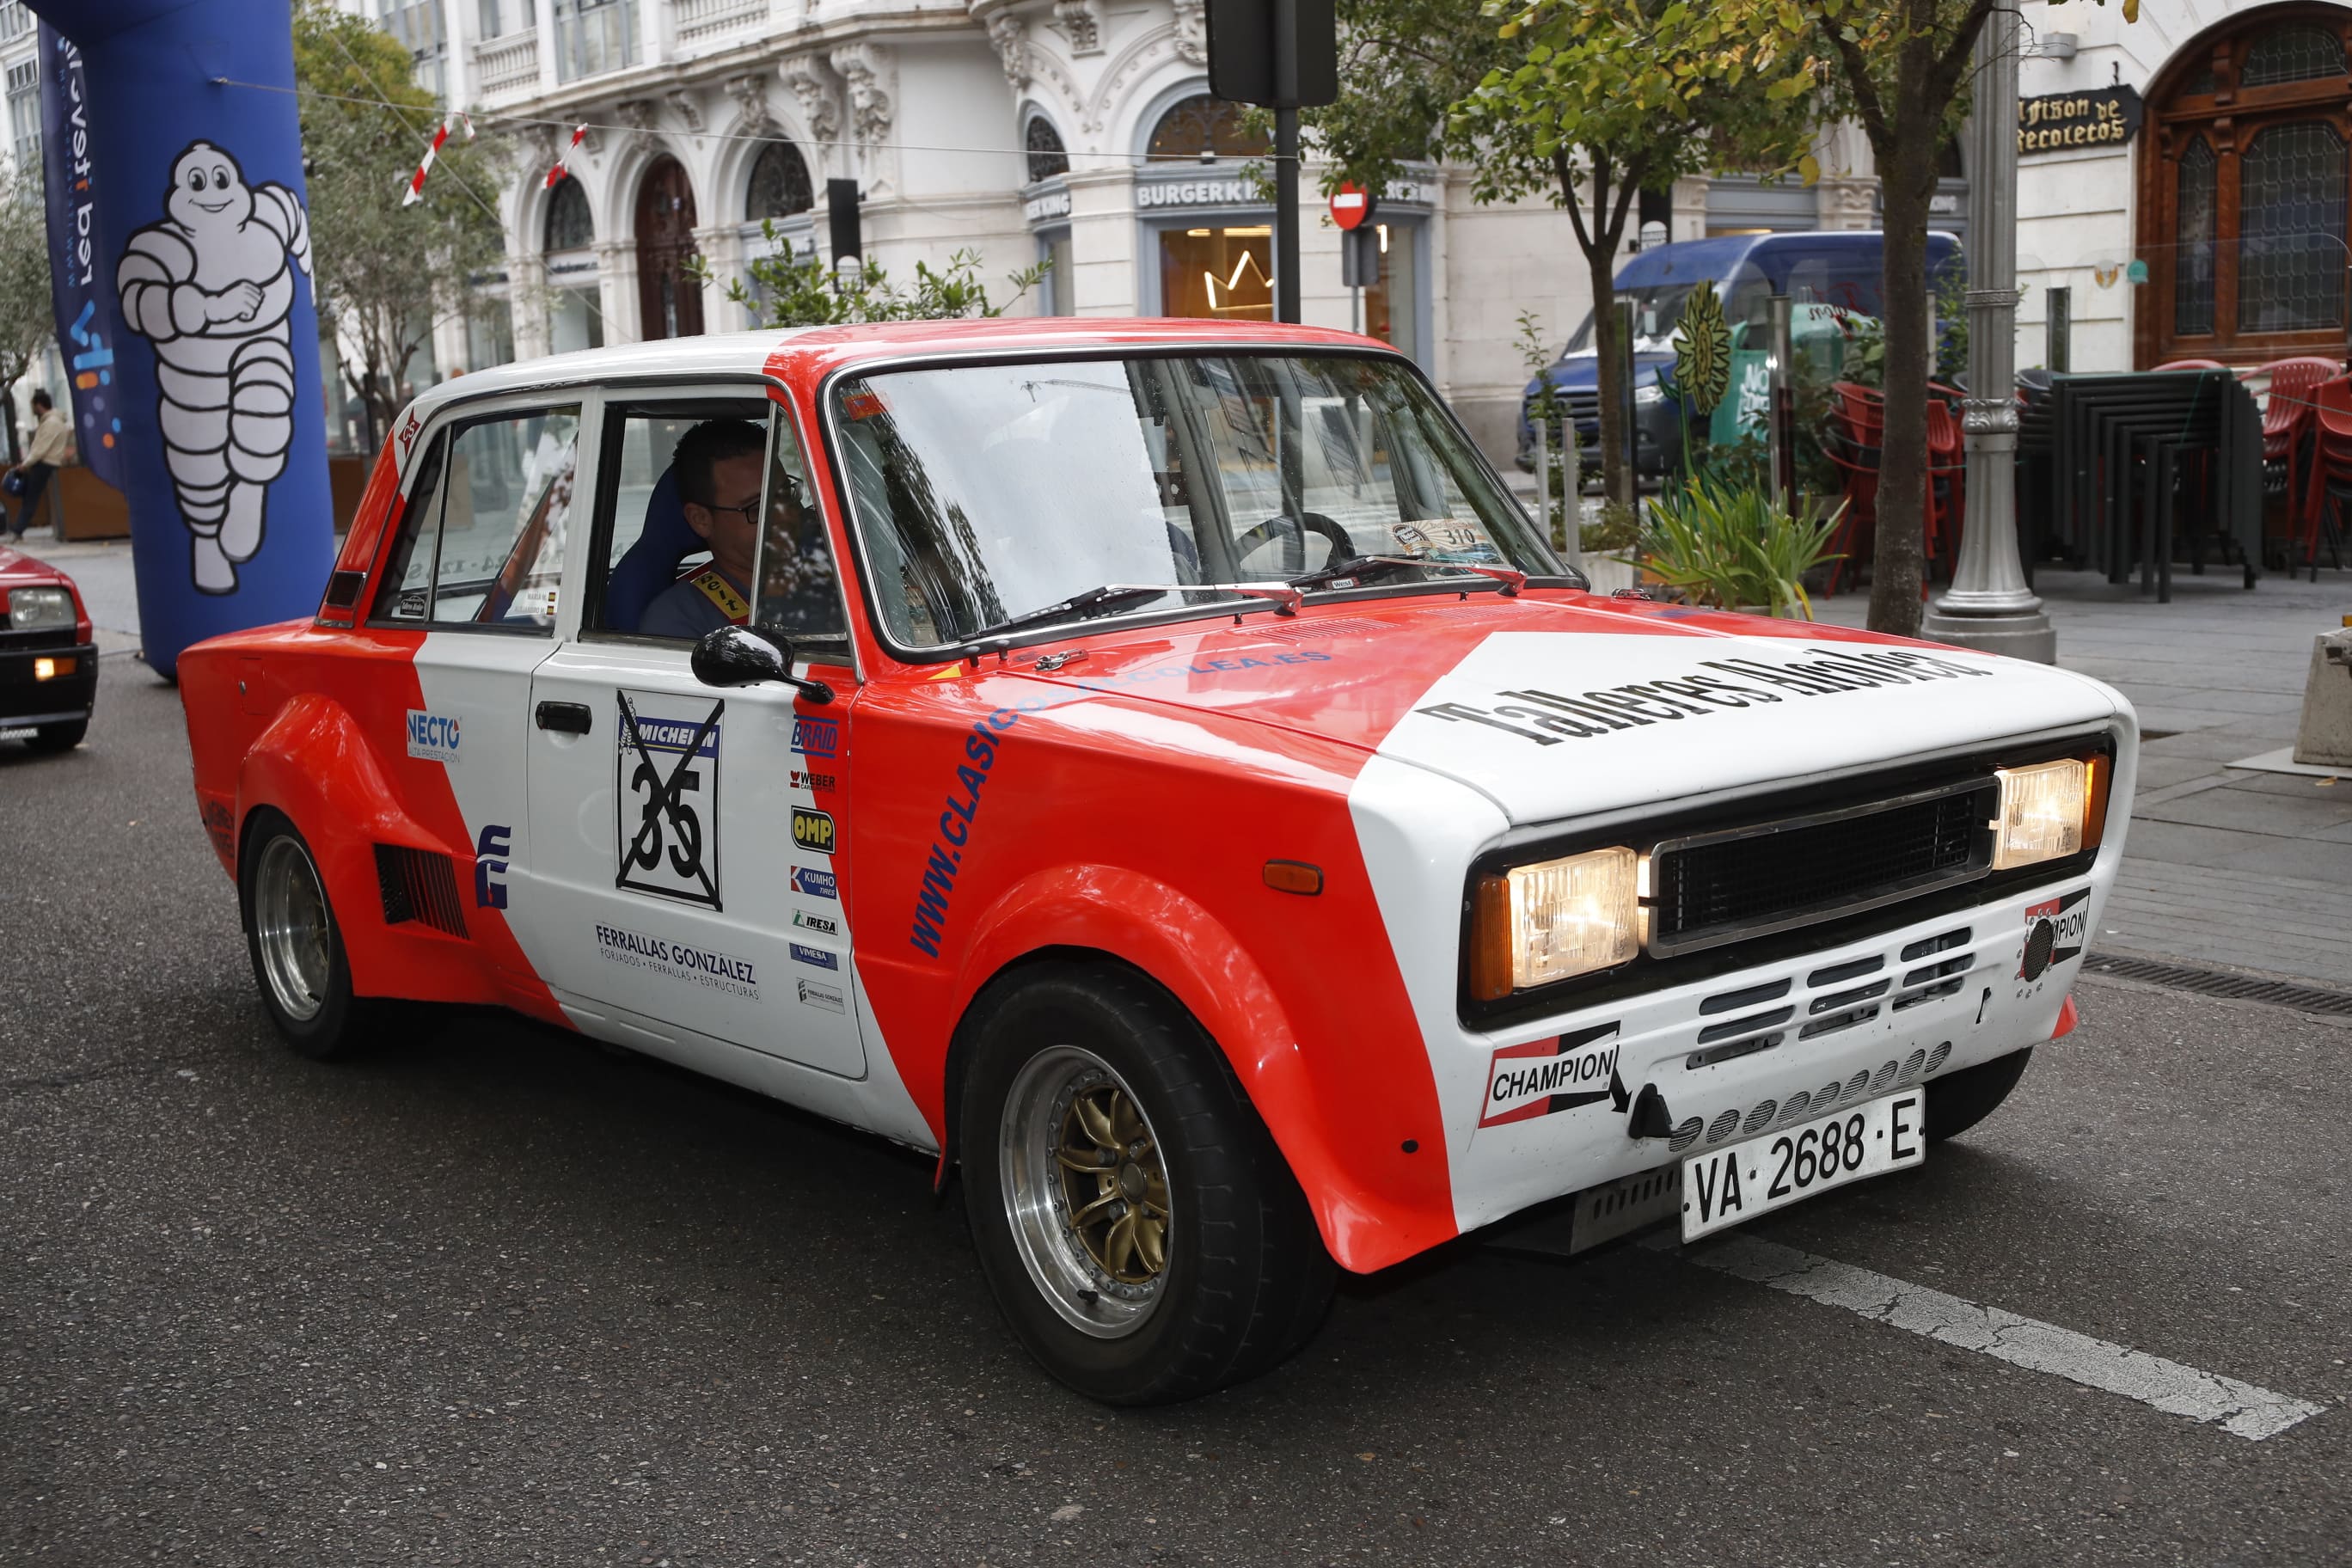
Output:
top-left (2153, 358), bottom-right (2227, 371)
top-left (1924, 398), bottom-right (1965, 582)
top-left (2298, 375), bottom-right (2352, 581)
top-left (1819, 429), bottom-right (1878, 597)
top-left (2257, 355), bottom-right (2339, 564)
top-left (1830, 381), bottom-right (1884, 443)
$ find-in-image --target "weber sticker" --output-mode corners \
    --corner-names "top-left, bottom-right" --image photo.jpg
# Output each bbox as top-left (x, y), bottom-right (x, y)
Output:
top-left (405, 709), bottom-right (462, 764)
top-left (615, 691), bottom-right (723, 910)
top-left (1479, 1024), bottom-right (1626, 1128)
top-left (797, 978), bottom-right (846, 1014)
top-left (593, 923), bottom-right (758, 1000)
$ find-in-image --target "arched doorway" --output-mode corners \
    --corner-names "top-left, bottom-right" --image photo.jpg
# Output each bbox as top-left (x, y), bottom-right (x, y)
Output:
top-left (634, 156), bottom-right (704, 340)
top-left (2138, 5), bottom-right (2352, 368)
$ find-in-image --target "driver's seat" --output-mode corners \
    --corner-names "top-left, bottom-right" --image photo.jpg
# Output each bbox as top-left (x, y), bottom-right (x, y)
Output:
top-left (603, 466), bottom-right (699, 634)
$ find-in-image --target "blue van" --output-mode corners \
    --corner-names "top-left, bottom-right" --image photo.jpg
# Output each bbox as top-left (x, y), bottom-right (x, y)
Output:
top-left (1517, 230), bottom-right (1963, 477)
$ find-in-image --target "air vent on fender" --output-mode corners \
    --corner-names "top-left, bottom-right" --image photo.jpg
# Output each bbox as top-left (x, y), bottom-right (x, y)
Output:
top-left (375, 844), bottom-right (469, 938)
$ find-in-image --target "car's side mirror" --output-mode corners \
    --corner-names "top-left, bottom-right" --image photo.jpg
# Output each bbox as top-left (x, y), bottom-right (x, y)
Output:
top-left (691, 623), bottom-right (835, 705)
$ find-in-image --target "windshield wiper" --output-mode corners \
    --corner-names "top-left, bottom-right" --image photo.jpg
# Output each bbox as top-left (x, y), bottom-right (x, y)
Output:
top-left (1288, 555), bottom-right (1527, 597)
top-left (971, 580), bottom-right (1305, 642)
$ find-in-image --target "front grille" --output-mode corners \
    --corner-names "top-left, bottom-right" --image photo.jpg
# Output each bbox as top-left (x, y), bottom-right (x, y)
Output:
top-left (1650, 781), bottom-right (1994, 957)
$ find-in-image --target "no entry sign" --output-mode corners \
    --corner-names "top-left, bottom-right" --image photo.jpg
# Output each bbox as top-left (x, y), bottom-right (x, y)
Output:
top-left (1330, 183), bottom-right (1374, 232)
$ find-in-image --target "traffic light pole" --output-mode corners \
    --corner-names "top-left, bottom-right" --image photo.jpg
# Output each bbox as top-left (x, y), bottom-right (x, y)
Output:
top-left (1273, 0), bottom-right (1301, 322)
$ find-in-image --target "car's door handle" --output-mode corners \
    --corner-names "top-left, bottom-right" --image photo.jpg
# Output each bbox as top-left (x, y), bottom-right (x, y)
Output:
top-left (536, 701), bottom-right (592, 735)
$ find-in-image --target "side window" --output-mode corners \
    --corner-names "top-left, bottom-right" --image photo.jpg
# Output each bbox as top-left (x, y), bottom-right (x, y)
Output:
top-left (369, 406), bottom-right (579, 630)
top-left (374, 432), bottom-right (446, 623)
top-left (432, 407), bottom-right (579, 628)
top-left (752, 409), bottom-right (847, 641)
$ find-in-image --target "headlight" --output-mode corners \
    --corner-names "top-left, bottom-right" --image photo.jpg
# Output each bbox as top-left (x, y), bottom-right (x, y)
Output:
top-left (1990, 756), bottom-right (2110, 870)
top-left (1634, 383), bottom-right (1663, 407)
top-left (6, 586), bottom-right (73, 632)
top-left (1471, 846), bottom-right (1642, 999)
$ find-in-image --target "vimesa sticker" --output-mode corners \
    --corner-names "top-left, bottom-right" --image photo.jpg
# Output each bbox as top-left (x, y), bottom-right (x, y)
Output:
top-left (1479, 1023), bottom-right (1626, 1128)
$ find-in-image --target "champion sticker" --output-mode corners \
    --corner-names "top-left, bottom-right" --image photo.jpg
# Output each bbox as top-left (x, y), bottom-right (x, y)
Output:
top-left (615, 691), bottom-right (722, 910)
top-left (2020, 886), bottom-right (2090, 982)
top-left (1479, 1023), bottom-right (1627, 1128)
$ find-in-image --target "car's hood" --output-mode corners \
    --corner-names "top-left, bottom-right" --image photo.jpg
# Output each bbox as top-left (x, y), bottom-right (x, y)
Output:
top-left (1024, 592), bottom-right (2125, 826)
top-left (0, 542), bottom-right (68, 585)
top-left (1523, 353), bottom-right (1675, 398)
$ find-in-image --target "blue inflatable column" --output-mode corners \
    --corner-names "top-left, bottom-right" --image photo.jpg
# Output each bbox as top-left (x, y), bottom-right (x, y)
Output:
top-left (29, 0), bottom-right (335, 680)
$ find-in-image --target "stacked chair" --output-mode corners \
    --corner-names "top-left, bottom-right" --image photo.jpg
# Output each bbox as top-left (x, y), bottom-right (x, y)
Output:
top-left (2299, 375), bottom-right (2352, 582)
top-left (2257, 356), bottom-right (2343, 579)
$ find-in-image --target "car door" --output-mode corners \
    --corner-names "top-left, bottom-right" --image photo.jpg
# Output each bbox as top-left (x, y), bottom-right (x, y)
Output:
top-left (368, 398), bottom-right (584, 943)
top-left (511, 386), bottom-right (866, 1078)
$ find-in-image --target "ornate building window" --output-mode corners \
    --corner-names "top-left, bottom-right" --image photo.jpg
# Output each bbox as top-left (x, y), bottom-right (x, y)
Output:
top-left (747, 141), bottom-right (814, 219)
top-left (2140, 6), bottom-right (2352, 366)
top-left (1026, 116), bottom-right (1069, 184)
top-left (545, 175), bottom-right (594, 252)
top-left (1145, 95), bottom-right (1267, 162)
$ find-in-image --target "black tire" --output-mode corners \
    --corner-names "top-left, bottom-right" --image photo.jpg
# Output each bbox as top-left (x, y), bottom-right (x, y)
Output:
top-left (25, 717), bottom-right (86, 754)
top-left (959, 962), bottom-right (1335, 1406)
top-left (1926, 1047), bottom-right (2033, 1142)
top-left (238, 812), bottom-right (371, 1060)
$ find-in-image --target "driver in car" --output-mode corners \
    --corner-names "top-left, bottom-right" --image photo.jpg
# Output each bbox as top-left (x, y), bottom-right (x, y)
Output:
top-left (641, 420), bottom-right (840, 640)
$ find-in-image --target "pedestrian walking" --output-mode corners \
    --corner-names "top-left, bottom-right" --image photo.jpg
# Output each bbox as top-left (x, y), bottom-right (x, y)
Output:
top-left (7, 391), bottom-right (70, 542)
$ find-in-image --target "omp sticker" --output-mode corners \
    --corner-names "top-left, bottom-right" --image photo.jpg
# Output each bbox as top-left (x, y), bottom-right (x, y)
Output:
top-left (1479, 1023), bottom-right (1626, 1128)
top-left (406, 709), bottom-right (462, 764)
top-left (2020, 886), bottom-right (2091, 982)
top-left (792, 866), bottom-right (838, 900)
top-left (593, 923), bottom-right (758, 999)
top-left (789, 941), bottom-right (839, 971)
top-left (797, 978), bottom-right (846, 1013)
top-left (616, 691), bottom-right (723, 910)
top-left (792, 806), bottom-right (836, 855)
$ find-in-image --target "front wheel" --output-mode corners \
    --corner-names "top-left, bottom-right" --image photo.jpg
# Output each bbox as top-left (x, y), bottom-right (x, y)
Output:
top-left (1926, 1047), bottom-right (2033, 1142)
top-left (960, 964), bottom-right (1334, 1405)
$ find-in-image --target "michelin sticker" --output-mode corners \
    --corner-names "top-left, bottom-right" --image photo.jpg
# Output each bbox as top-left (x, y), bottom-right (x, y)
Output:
top-left (593, 924), bottom-right (758, 1001)
top-left (616, 691), bottom-right (723, 910)
top-left (1479, 1024), bottom-right (1626, 1129)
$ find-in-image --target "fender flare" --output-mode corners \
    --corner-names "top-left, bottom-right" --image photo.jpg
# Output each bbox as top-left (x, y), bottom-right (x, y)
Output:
top-left (236, 694), bottom-right (453, 998)
top-left (944, 863), bottom-right (1429, 1271)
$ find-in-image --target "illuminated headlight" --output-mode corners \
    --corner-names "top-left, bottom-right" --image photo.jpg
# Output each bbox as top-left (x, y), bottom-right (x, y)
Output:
top-left (7, 586), bottom-right (72, 632)
top-left (1472, 846), bottom-right (1641, 999)
top-left (1634, 383), bottom-right (1663, 407)
top-left (1991, 757), bottom-right (2109, 870)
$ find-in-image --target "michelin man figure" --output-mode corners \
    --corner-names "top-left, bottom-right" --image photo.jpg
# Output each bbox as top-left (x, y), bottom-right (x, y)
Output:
top-left (117, 141), bottom-right (311, 595)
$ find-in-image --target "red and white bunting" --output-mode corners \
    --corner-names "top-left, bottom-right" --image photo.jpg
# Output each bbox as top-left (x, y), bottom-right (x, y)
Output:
top-left (401, 113), bottom-right (473, 207)
top-left (544, 124), bottom-right (588, 190)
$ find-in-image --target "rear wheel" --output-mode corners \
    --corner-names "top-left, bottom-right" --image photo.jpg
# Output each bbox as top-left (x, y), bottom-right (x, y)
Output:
top-left (25, 717), bottom-right (86, 754)
top-left (239, 813), bottom-right (371, 1060)
top-left (960, 963), bottom-right (1334, 1405)
top-left (1926, 1047), bottom-right (2033, 1142)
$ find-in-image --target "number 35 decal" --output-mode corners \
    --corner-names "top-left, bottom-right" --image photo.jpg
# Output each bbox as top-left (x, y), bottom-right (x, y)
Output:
top-left (616, 692), bottom-right (725, 910)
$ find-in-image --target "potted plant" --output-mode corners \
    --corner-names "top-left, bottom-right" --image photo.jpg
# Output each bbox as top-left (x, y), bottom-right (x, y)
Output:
top-left (1634, 478), bottom-right (1845, 618)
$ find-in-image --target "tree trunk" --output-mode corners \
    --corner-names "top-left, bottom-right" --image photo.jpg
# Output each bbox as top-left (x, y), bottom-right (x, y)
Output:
top-left (1869, 115), bottom-right (1941, 638)
top-left (1589, 253), bottom-right (1631, 510)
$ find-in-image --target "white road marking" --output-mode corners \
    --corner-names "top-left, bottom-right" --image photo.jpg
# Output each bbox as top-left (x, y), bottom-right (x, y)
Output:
top-left (1652, 1234), bottom-right (2324, 1442)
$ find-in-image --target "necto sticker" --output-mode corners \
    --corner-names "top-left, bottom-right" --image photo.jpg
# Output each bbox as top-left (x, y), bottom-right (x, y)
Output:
top-left (1479, 1024), bottom-right (1626, 1128)
top-left (406, 709), bottom-right (462, 764)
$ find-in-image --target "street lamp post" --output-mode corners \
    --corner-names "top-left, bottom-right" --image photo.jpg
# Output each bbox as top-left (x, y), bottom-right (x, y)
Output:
top-left (1921, 3), bottom-right (2057, 663)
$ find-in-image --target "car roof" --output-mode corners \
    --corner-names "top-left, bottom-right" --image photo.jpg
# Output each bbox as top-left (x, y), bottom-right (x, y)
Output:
top-left (406, 317), bottom-right (1387, 422)
top-left (1615, 230), bottom-right (1962, 289)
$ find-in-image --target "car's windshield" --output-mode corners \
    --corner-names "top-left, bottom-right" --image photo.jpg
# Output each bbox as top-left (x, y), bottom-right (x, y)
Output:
top-left (1560, 282), bottom-right (1699, 357)
top-left (830, 352), bottom-right (1564, 649)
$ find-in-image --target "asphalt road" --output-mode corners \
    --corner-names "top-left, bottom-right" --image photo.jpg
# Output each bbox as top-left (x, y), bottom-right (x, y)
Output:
top-left (4, 654), bottom-right (2349, 1565)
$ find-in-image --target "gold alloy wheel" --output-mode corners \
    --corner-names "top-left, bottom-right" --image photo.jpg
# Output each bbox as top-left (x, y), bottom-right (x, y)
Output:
top-left (998, 1045), bottom-right (1173, 1339)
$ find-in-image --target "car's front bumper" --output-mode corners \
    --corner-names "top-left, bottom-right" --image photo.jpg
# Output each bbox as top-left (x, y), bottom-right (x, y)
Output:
top-left (0, 638), bottom-right (97, 730)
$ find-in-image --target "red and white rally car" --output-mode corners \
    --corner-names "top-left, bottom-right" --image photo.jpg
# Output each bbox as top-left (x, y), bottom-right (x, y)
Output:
top-left (181, 319), bottom-right (2133, 1403)
top-left (1, 542), bottom-right (97, 753)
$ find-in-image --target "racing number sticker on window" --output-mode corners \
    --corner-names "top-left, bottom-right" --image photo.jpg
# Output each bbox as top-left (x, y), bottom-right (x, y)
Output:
top-left (615, 691), bottom-right (724, 910)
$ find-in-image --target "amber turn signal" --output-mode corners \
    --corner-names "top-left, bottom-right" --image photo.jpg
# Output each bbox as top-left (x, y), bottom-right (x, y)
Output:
top-left (1263, 860), bottom-right (1323, 896)
top-left (2082, 750), bottom-right (2111, 852)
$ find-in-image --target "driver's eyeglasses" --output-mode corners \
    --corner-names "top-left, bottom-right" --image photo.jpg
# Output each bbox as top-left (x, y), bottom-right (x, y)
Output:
top-left (701, 497), bottom-right (763, 526)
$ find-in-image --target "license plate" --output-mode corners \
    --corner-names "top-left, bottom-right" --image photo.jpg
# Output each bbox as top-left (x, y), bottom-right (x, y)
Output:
top-left (1681, 1088), bottom-right (1926, 1241)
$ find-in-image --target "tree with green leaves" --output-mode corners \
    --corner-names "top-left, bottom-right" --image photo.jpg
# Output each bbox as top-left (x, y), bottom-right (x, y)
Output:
top-left (0, 163), bottom-right (55, 466)
top-left (292, 0), bottom-right (508, 450)
top-left (705, 227), bottom-right (1048, 328)
top-left (1294, 3), bottom-right (1817, 511)
top-left (1728, 0), bottom-right (2136, 635)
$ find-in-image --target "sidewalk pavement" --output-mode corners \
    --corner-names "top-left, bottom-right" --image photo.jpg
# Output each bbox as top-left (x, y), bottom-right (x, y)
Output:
top-left (1819, 567), bottom-right (2352, 989)
top-left (19, 525), bottom-right (2351, 985)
